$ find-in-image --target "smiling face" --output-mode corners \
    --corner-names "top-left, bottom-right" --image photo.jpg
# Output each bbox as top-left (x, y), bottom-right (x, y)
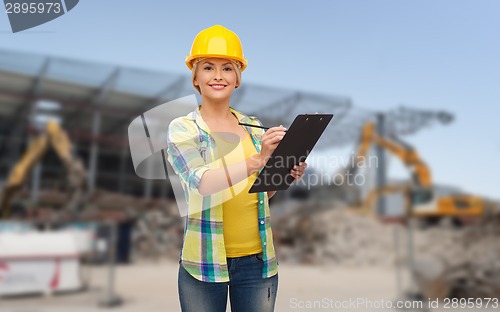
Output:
top-left (193, 58), bottom-right (240, 101)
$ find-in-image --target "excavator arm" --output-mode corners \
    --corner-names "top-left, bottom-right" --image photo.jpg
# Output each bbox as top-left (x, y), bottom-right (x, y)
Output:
top-left (0, 134), bottom-right (50, 218)
top-left (0, 121), bottom-right (87, 219)
top-left (348, 122), bottom-right (434, 216)
top-left (372, 134), bottom-right (432, 189)
top-left (355, 122), bottom-right (433, 190)
top-left (342, 122), bottom-right (431, 188)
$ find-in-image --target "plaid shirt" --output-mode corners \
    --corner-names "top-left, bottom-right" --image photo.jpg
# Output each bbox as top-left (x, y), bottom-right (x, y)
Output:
top-left (166, 105), bottom-right (278, 282)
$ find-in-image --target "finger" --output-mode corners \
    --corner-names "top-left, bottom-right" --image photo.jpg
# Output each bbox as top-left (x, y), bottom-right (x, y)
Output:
top-left (269, 135), bottom-right (284, 144)
top-left (262, 133), bottom-right (284, 144)
top-left (293, 165), bottom-right (305, 173)
top-left (291, 168), bottom-right (302, 177)
top-left (265, 126), bottom-right (287, 133)
top-left (264, 130), bottom-right (286, 139)
top-left (292, 171), bottom-right (302, 180)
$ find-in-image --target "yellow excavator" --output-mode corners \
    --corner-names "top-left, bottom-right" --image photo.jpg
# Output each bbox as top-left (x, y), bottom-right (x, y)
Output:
top-left (338, 122), bottom-right (499, 301)
top-left (0, 120), bottom-right (87, 219)
top-left (350, 122), bottom-right (488, 223)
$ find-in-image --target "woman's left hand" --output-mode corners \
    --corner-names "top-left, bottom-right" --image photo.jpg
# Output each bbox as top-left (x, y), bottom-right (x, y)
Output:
top-left (290, 162), bottom-right (307, 182)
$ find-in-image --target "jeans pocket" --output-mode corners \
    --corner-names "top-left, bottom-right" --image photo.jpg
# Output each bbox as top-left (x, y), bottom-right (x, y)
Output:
top-left (253, 252), bottom-right (264, 263)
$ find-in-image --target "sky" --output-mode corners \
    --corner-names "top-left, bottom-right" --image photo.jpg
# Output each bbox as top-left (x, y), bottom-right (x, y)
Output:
top-left (0, 0), bottom-right (499, 199)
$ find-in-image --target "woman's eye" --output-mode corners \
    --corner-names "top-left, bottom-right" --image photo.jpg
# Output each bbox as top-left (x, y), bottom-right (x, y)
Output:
top-left (223, 67), bottom-right (233, 71)
top-left (203, 66), bottom-right (213, 70)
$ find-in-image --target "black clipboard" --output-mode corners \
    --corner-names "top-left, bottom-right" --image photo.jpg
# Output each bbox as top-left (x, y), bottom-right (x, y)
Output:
top-left (249, 114), bottom-right (334, 193)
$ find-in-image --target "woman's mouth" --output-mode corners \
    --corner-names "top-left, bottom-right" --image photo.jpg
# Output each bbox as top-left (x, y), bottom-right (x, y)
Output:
top-left (209, 84), bottom-right (226, 90)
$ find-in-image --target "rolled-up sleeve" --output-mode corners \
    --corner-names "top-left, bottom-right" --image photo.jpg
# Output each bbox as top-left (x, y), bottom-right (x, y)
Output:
top-left (166, 118), bottom-right (210, 195)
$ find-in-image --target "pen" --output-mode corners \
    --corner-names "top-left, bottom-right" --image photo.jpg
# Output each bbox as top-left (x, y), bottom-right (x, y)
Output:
top-left (238, 122), bottom-right (287, 132)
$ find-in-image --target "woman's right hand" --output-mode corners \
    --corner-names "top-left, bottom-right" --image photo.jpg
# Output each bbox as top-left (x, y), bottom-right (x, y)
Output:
top-left (259, 125), bottom-right (287, 163)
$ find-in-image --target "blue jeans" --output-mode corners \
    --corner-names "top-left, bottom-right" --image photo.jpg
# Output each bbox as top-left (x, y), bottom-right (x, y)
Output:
top-left (178, 252), bottom-right (278, 312)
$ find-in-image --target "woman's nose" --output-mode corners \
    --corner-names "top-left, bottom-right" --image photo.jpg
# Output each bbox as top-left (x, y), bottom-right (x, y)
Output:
top-left (213, 68), bottom-right (223, 80)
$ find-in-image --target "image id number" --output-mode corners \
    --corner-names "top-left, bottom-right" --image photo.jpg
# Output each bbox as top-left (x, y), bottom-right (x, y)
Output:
top-left (5, 2), bottom-right (61, 14)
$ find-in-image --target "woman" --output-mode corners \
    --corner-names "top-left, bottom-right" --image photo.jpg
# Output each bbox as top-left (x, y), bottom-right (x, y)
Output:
top-left (167, 25), bottom-right (308, 312)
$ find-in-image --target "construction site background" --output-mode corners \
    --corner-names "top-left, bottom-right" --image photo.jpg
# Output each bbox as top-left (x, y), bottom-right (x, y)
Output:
top-left (1, 1), bottom-right (499, 312)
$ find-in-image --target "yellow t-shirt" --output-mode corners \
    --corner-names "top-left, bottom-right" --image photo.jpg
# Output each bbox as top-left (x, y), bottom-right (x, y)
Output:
top-left (214, 131), bottom-right (262, 257)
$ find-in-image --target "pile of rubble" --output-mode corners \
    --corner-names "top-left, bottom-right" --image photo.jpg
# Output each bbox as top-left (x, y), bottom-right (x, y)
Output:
top-left (270, 200), bottom-right (500, 299)
top-left (130, 199), bottom-right (183, 262)
top-left (130, 199), bottom-right (402, 266)
top-left (271, 202), bottom-right (400, 266)
top-left (413, 217), bottom-right (500, 299)
top-left (26, 186), bottom-right (500, 300)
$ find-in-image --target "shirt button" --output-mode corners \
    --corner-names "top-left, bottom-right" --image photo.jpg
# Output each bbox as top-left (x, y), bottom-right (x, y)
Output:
top-left (260, 220), bottom-right (264, 225)
top-left (259, 200), bottom-right (263, 204)
top-left (263, 242), bottom-right (267, 246)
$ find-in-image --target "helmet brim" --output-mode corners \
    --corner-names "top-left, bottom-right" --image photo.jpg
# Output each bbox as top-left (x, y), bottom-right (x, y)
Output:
top-left (185, 54), bottom-right (247, 71)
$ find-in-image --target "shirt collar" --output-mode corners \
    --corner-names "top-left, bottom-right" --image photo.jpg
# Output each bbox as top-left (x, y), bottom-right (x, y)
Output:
top-left (189, 105), bottom-right (256, 134)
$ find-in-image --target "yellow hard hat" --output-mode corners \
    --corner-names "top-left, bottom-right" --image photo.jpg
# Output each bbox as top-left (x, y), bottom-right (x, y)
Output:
top-left (186, 25), bottom-right (248, 71)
